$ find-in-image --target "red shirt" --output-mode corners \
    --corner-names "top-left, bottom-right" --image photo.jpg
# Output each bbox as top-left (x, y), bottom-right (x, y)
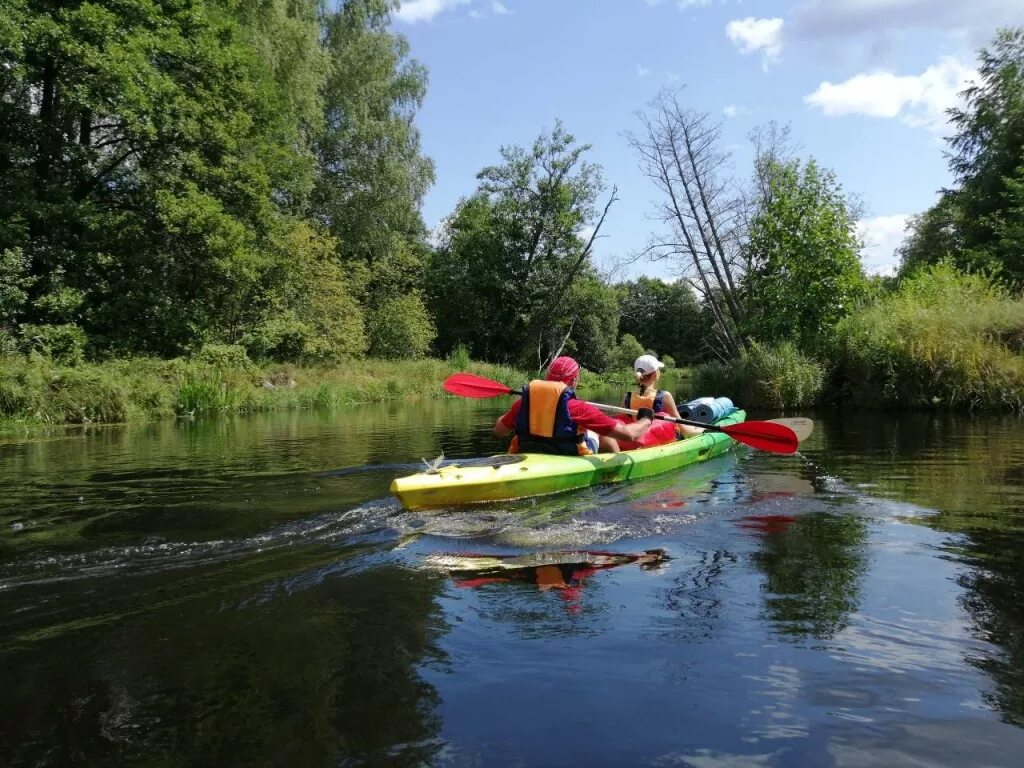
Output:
top-left (498, 398), bottom-right (620, 436)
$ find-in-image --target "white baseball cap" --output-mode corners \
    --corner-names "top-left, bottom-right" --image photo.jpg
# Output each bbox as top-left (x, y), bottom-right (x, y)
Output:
top-left (634, 354), bottom-right (665, 375)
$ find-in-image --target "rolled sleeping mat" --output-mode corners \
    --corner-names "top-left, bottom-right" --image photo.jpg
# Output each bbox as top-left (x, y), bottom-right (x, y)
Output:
top-left (679, 396), bottom-right (714, 419)
top-left (691, 396), bottom-right (737, 423)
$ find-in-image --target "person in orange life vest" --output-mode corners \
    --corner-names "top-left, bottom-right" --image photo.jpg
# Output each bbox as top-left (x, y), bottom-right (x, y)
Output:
top-left (621, 354), bottom-right (703, 445)
top-left (493, 356), bottom-right (655, 454)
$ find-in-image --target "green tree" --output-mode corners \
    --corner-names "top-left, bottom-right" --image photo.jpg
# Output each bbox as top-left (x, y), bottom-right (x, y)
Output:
top-left (314, 0), bottom-right (435, 305)
top-left (428, 122), bottom-right (617, 367)
top-left (742, 159), bottom-right (867, 354)
top-left (0, 0), bottom-right (323, 356)
top-left (617, 277), bottom-right (710, 366)
top-left (900, 28), bottom-right (1024, 285)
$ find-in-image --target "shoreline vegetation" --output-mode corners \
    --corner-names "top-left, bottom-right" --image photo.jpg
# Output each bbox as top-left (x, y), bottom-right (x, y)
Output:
top-left (0, 353), bottom-right (533, 429)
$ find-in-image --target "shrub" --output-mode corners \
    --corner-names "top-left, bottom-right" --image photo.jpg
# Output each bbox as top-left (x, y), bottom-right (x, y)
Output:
top-left (607, 333), bottom-right (645, 373)
top-left (661, 354), bottom-right (676, 369)
top-left (367, 294), bottom-right (436, 360)
top-left (693, 341), bottom-right (825, 409)
top-left (196, 343), bottom-right (253, 370)
top-left (447, 342), bottom-right (472, 370)
top-left (833, 263), bottom-right (1024, 409)
top-left (19, 323), bottom-right (87, 365)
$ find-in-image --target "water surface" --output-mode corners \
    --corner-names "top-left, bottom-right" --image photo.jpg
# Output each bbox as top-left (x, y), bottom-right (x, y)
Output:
top-left (1, 399), bottom-right (1023, 767)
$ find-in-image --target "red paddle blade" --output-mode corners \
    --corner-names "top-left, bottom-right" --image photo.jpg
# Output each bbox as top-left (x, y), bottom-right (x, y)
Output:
top-left (443, 373), bottom-right (516, 399)
top-left (719, 420), bottom-right (799, 454)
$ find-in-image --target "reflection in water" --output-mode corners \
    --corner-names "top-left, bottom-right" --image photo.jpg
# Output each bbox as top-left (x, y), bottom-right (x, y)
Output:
top-left (751, 512), bottom-right (869, 640)
top-left (0, 559), bottom-right (448, 767)
top-left (426, 549), bottom-right (670, 614)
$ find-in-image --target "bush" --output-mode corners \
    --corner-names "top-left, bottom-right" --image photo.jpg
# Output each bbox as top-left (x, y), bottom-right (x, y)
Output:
top-left (661, 354), bottom-right (676, 369)
top-left (367, 294), bottom-right (436, 359)
top-left (833, 263), bottom-right (1024, 409)
top-left (693, 341), bottom-right (825, 409)
top-left (607, 333), bottom-right (645, 373)
top-left (447, 342), bottom-right (472, 370)
top-left (19, 323), bottom-right (87, 365)
top-left (196, 343), bottom-right (253, 370)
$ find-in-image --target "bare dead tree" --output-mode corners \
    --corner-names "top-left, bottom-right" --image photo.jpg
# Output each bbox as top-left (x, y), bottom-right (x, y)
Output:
top-left (627, 89), bottom-right (746, 355)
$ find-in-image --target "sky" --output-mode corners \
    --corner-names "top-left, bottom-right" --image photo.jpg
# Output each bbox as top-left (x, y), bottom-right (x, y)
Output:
top-left (392, 0), bottom-right (1024, 278)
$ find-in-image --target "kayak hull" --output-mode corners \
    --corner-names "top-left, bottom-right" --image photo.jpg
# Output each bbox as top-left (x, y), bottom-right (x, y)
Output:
top-left (390, 410), bottom-right (746, 510)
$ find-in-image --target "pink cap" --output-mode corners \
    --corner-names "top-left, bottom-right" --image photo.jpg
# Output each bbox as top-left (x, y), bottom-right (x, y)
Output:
top-left (546, 356), bottom-right (581, 384)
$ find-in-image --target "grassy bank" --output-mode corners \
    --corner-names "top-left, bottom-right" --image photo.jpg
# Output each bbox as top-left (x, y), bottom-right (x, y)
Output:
top-left (0, 353), bottom-right (529, 427)
top-left (691, 265), bottom-right (1024, 412)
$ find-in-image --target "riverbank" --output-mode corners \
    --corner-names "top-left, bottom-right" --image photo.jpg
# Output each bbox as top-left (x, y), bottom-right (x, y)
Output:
top-left (0, 354), bottom-right (532, 428)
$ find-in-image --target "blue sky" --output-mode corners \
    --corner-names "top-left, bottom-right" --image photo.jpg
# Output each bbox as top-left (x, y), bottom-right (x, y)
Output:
top-left (393, 0), bottom-right (1024, 278)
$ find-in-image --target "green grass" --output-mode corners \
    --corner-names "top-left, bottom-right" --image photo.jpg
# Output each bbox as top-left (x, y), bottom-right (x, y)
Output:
top-left (693, 341), bottom-right (825, 410)
top-left (0, 354), bottom-right (529, 427)
top-left (833, 263), bottom-right (1024, 410)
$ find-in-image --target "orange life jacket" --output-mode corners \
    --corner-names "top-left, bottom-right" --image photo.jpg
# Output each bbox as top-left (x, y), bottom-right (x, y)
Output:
top-left (509, 380), bottom-right (593, 456)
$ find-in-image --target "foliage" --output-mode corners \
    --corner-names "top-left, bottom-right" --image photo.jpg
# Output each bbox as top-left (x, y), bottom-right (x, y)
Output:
top-left (608, 334), bottom-right (646, 374)
top-left (559, 273), bottom-right (620, 373)
top-left (0, 248), bottom-right (33, 330)
top-left (0, 0), bottom-right (435, 363)
top-left (19, 323), bottom-right (87, 365)
top-left (0, 354), bottom-right (529, 425)
top-left (617, 277), bottom-right (710, 365)
top-left (243, 221), bottom-right (368, 363)
top-left (366, 294), bottom-right (436, 360)
top-left (833, 263), bottom-right (1024, 409)
top-left (428, 122), bottom-right (613, 366)
top-left (313, 0), bottom-right (434, 306)
top-left (742, 159), bottom-right (867, 354)
top-left (900, 28), bottom-right (1024, 285)
top-left (693, 341), bottom-right (825, 410)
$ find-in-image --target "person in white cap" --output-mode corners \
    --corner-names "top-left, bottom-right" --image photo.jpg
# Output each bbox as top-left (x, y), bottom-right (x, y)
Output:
top-left (622, 354), bottom-right (703, 440)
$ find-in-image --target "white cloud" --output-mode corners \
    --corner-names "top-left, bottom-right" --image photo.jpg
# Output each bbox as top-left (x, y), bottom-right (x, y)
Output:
top-left (726, 17), bottom-right (784, 68)
top-left (858, 214), bottom-right (911, 275)
top-left (793, 0), bottom-right (1023, 40)
top-left (491, 1), bottom-right (510, 14)
top-left (636, 64), bottom-right (651, 78)
top-left (394, 0), bottom-right (471, 24)
top-left (679, 0), bottom-right (714, 8)
top-left (469, 9), bottom-right (481, 18)
top-left (723, 104), bottom-right (750, 118)
top-left (805, 56), bottom-right (976, 130)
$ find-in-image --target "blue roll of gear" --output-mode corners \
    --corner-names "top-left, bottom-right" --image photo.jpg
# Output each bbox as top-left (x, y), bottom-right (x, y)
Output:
top-left (681, 396), bottom-right (737, 423)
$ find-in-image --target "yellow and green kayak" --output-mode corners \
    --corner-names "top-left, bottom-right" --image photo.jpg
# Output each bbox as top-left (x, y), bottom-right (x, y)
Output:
top-left (390, 410), bottom-right (746, 510)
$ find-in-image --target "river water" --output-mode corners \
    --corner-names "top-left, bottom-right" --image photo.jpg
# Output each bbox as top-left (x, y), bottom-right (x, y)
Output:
top-left (1, 396), bottom-right (1023, 767)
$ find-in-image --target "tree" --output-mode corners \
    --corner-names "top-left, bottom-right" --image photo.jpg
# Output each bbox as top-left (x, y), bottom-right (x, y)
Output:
top-left (900, 27), bottom-right (1024, 285)
top-left (428, 122), bottom-right (617, 368)
top-left (617, 277), bottom-right (711, 366)
top-left (742, 159), bottom-right (867, 354)
top-left (628, 89), bottom-right (745, 355)
top-left (0, 0), bottom-right (324, 355)
top-left (314, 0), bottom-right (435, 302)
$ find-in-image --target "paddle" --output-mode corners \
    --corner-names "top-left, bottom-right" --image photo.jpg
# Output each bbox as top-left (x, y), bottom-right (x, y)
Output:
top-left (443, 373), bottom-right (799, 455)
top-left (767, 417), bottom-right (814, 442)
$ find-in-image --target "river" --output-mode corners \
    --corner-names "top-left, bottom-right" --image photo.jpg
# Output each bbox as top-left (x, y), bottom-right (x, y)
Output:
top-left (1, 396), bottom-right (1023, 767)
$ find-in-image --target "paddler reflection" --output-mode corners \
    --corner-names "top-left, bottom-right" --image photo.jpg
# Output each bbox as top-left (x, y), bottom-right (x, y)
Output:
top-left (425, 549), bottom-right (670, 612)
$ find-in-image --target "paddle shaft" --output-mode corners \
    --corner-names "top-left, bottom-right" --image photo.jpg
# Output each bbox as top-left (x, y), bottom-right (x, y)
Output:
top-left (582, 400), bottom-right (726, 431)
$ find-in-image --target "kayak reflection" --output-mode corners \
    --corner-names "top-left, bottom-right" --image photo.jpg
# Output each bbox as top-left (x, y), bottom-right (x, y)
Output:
top-left (425, 549), bottom-right (670, 613)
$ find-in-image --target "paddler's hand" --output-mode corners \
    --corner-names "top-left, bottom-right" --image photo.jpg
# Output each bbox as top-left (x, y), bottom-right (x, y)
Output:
top-left (636, 407), bottom-right (655, 422)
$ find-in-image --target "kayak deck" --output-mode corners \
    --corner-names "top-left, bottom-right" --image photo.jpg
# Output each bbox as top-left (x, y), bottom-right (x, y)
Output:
top-left (390, 410), bottom-right (746, 510)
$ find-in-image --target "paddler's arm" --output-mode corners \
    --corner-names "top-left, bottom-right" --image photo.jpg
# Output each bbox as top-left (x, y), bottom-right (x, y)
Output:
top-left (494, 417), bottom-right (513, 438)
top-left (607, 408), bottom-right (655, 442)
top-left (661, 393), bottom-right (703, 437)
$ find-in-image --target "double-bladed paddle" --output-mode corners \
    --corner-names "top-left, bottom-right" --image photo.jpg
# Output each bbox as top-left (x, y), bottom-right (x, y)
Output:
top-left (443, 372), bottom-right (801, 455)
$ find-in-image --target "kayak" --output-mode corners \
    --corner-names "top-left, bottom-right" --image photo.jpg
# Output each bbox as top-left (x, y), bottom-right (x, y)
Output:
top-left (390, 410), bottom-right (746, 510)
